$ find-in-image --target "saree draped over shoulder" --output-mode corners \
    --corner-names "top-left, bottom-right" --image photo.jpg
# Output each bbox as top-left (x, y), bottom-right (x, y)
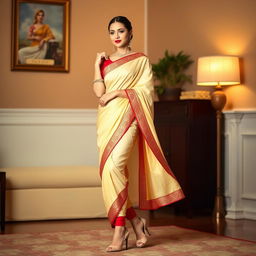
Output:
top-left (97, 53), bottom-right (185, 226)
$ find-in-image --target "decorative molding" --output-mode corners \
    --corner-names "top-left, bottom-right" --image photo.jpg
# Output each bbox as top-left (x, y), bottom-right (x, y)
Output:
top-left (241, 194), bottom-right (256, 200)
top-left (224, 133), bottom-right (230, 198)
top-left (223, 109), bottom-right (256, 114)
top-left (223, 110), bottom-right (256, 124)
top-left (244, 210), bottom-right (256, 220)
top-left (241, 133), bottom-right (256, 200)
top-left (223, 109), bottom-right (256, 220)
top-left (0, 108), bottom-right (97, 125)
top-left (0, 108), bottom-right (99, 167)
top-left (226, 209), bottom-right (245, 219)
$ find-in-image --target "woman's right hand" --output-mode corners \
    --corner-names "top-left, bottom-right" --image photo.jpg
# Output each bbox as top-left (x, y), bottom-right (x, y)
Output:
top-left (95, 52), bottom-right (108, 67)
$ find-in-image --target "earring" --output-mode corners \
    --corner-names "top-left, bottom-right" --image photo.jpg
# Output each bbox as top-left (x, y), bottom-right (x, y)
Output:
top-left (128, 39), bottom-right (132, 51)
top-left (128, 35), bottom-right (133, 51)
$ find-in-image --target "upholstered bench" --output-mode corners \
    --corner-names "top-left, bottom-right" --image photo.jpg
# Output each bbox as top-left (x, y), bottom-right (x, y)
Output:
top-left (0, 166), bottom-right (106, 221)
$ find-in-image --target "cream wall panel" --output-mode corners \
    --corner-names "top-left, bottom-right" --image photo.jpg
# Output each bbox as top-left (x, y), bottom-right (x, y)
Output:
top-left (224, 133), bottom-right (230, 197)
top-left (224, 110), bottom-right (256, 220)
top-left (241, 134), bottom-right (256, 200)
top-left (0, 109), bottom-right (98, 167)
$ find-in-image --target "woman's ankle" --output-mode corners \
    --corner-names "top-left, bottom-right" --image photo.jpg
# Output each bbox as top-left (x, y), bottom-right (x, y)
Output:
top-left (126, 207), bottom-right (137, 220)
top-left (130, 216), bottom-right (140, 226)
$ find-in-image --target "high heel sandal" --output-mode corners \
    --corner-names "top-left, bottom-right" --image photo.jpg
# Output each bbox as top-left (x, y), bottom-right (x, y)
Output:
top-left (106, 227), bottom-right (130, 252)
top-left (136, 217), bottom-right (151, 248)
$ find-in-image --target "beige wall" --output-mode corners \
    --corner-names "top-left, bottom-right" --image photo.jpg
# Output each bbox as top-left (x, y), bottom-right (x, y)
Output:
top-left (148, 0), bottom-right (256, 110)
top-left (0, 0), bottom-right (145, 108)
top-left (1, 0), bottom-right (255, 110)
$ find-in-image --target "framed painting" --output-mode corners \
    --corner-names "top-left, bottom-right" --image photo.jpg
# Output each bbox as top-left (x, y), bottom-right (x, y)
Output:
top-left (11, 0), bottom-right (70, 72)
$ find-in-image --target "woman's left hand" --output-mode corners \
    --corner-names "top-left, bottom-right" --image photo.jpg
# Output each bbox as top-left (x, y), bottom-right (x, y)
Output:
top-left (99, 91), bottom-right (117, 107)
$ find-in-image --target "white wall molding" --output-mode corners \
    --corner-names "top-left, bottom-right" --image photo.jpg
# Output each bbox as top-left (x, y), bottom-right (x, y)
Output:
top-left (0, 108), bottom-right (97, 125)
top-left (0, 108), bottom-right (99, 167)
top-left (223, 109), bottom-right (256, 220)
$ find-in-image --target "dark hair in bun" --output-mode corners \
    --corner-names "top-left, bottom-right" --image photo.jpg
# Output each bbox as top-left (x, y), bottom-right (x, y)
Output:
top-left (108, 16), bottom-right (133, 40)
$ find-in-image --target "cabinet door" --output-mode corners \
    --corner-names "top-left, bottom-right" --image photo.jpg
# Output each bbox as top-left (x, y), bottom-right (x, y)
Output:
top-left (167, 124), bottom-right (188, 192)
top-left (154, 101), bottom-right (188, 191)
top-left (154, 100), bottom-right (216, 215)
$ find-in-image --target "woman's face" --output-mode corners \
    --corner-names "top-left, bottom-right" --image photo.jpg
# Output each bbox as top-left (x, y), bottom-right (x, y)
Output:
top-left (36, 12), bottom-right (44, 23)
top-left (109, 22), bottom-right (131, 49)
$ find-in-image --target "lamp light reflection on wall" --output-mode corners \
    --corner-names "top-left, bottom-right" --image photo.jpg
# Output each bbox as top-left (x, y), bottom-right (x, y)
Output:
top-left (197, 55), bottom-right (240, 221)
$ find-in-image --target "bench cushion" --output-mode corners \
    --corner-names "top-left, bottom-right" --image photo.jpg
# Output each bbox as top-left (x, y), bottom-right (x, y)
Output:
top-left (2, 166), bottom-right (101, 189)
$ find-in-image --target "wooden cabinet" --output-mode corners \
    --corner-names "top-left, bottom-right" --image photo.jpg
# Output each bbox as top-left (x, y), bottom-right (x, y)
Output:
top-left (154, 100), bottom-right (216, 216)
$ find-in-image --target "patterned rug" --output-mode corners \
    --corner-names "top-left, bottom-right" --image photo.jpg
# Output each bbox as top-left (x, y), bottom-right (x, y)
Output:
top-left (0, 225), bottom-right (255, 256)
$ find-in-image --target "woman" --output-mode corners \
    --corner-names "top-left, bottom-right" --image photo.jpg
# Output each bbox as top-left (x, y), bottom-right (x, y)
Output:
top-left (93, 16), bottom-right (185, 252)
top-left (18, 9), bottom-right (55, 64)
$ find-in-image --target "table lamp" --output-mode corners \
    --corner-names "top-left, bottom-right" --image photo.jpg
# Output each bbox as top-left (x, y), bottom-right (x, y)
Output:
top-left (197, 56), bottom-right (240, 219)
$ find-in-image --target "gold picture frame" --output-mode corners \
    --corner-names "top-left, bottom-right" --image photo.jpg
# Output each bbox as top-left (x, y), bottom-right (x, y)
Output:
top-left (11, 0), bottom-right (70, 72)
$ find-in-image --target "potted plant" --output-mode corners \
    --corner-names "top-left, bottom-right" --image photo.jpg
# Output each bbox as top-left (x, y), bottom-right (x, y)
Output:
top-left (152, 50), bottom-right (194, 101)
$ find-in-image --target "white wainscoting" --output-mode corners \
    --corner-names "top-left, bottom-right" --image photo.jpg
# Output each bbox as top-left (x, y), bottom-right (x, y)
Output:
top-left (0, 108), bottom-right (98, 167)
top-left (224, 110), bottom-right (256, 220)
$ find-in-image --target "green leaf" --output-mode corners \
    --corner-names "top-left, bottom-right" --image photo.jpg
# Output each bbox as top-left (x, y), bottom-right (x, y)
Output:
top-left (152, 50), bottom-right (194, 88)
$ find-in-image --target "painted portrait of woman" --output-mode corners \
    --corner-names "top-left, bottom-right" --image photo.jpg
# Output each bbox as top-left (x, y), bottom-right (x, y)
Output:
top-left (18, 9), bottom-right (55, 64)
top-left (17, 2), bottom-right (64, 67)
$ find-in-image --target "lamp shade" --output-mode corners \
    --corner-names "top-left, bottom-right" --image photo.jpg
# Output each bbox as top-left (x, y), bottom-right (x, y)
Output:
top-left (197, 56), bottom-right (240, 86)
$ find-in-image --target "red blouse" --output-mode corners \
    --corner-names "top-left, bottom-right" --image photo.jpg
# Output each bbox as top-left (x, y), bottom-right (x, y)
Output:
top-left (100, 59), bottom-right (112, 78)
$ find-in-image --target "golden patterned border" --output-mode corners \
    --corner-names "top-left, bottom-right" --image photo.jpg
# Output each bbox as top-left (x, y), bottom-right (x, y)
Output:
top-left (126, 89), bottom-right (185, 209)
top-left (108, 178), bottom-right (128, 227)
top-left (99, 107), bottom-right (135, 178)
top-left (125, 89), bottom-right (177, 178)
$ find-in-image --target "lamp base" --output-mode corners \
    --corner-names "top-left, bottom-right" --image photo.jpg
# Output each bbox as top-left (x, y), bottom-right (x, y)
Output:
top-left (211, 86), bottom-right (226, 220)
top-left (213, 194), bottom-right (226, 219)
top-left (211, 87), bottom-right (226, 111)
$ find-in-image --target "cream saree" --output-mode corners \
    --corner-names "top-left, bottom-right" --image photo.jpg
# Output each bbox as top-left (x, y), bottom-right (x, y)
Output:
top-left (97, 53), bottom-right (185, 226)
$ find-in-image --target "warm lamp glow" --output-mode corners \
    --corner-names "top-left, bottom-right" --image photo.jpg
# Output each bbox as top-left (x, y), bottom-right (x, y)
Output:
top-left (197, 56), bottom-right (240, 86)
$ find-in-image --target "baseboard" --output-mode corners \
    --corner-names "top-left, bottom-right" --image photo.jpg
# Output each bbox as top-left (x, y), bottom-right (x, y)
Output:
top-left (226, 209), bottom-right (246, 219)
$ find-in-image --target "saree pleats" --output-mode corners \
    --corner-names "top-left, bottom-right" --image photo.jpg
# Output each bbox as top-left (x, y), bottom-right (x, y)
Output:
top-left (97, 53), bottom-right (185, 225)
top-left (101, 121), bottom-right (138, 226)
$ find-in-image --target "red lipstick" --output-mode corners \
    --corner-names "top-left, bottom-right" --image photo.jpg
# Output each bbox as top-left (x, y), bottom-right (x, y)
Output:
top-left (115, 40), bottom-right (121, 43)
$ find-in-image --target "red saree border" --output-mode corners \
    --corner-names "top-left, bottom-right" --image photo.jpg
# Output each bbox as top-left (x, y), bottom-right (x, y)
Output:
top-left (126, 89), bottom-right (185, 209)
top-left (138, 129), bottom-right (146, 208)
top-left (103, 52), bottom-right (145, 77)
top-left (99, 106), bottom-right (135, 178)
top-left (108, 182), bottom-right (128, 227)
top-left (138, 126), bottom-right (185, 209)
top-left (125, 89), bottom-right (177, 179)
top-left (141, 189), bottom-right (185, 210)
top-left (99, 107), bottom-right (135, 226)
